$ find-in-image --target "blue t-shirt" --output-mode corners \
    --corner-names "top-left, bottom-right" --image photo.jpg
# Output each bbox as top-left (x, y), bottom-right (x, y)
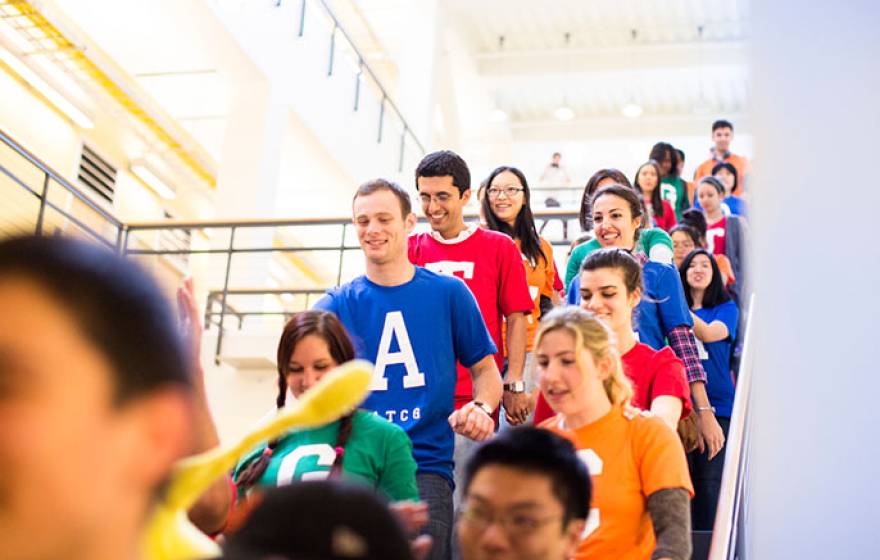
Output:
top-left (724, 196), bottom-right (747, 217)
top-left (567, 261), bottom-right (692, 348)
top-left (314, 267), bottom-right (496, 485)
top-left (694, 300), bottom-right (739, 417)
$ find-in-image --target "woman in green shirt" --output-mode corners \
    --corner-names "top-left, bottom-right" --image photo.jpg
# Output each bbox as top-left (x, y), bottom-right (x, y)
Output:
top-left (650, 142), bottom-right (691, 221)
top-left (234, 310), bottom-right (419, 502)
top-left (566, 168), bottom-right (674, 289)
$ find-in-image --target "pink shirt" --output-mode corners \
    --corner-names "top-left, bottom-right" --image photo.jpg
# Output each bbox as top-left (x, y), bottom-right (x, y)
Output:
top-left (408, 228), bottom-right (533, 407)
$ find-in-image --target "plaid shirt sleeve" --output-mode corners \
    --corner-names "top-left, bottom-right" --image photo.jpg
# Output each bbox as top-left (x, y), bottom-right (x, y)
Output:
top-left (667, 326), bottom-right (707, 384)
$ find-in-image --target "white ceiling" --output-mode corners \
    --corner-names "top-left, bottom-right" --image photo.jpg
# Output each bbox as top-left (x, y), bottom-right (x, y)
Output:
top-left (444, 0), bottom-right (750, 129)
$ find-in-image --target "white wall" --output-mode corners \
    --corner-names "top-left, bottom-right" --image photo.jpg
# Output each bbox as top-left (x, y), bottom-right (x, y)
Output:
top-left (748, 1), bottom-right (880, 556)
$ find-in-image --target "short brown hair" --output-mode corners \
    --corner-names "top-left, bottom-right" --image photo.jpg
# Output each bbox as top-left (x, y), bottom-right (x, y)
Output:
top-left (353, 178), bottom-right (412, 218)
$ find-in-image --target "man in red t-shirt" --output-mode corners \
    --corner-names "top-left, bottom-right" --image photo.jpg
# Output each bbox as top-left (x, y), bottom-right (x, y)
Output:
top-left (693, 119), bottom-right (751, 196)
top-left (409, 151), bottom-right (534, 512)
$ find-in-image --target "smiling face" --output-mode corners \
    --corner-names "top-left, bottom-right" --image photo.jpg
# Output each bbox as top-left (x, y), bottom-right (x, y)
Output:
top-left (579, 267), bottom-right (640, 334)
top-left (353, 189), bottom-right (416, 266)
top-left (591, 194), bottom-right (641, 250)
top-left (536, 328), bottom-right (609, 418)
top-left (417, 175), bottom-right (470, 239)
top-left (686, 253), bottom-right (713, 291)
top-left (285, 334), bottom-right (338, 398)
top-left (697, 182), bottom-right (722, 214)
top-left (488, 170), bottom-right (526, 227)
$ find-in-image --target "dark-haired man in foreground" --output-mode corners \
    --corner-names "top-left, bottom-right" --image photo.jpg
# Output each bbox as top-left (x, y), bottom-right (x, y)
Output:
top-left (457, 427), bottom-right (591, 560)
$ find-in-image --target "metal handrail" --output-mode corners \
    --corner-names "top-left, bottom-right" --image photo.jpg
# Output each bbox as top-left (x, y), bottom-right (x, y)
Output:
top-left (311, 0), bottom-right (426, 155)
top-left (709, 293), bottom-right (756, 559)
top-left (123, 209), bottom-right (579, 362)
top-left (0, 128), bottom-right (123, 228)
top-left (123, 208), bottom-right (579, 230)
top-left (0, 127), bottom-right (124, 247)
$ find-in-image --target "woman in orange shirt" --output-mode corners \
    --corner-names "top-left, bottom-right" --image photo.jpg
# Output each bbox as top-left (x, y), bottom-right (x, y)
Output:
top-left (482, 165), bottom-right (563, 418)
top-left (537, 306), bottom-right (693, 560)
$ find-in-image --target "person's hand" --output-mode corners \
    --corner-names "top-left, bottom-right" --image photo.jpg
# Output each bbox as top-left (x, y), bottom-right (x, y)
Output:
top-left (390, 501), bottom-right (428, 534)
top-left (176, 277), bottom-right (203, 370)
top-left (390, 502), bottom-right (432, 560)
top-left (448, 401), bottom-right (495, 441)
top-left (502, 390), bottom-right (530, 425)
top-left (696, 409), bottom-right (725, 460)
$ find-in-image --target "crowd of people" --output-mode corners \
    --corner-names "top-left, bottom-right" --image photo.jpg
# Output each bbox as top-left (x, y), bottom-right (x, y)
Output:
top-left (0, 118), bottom-right (750, 560)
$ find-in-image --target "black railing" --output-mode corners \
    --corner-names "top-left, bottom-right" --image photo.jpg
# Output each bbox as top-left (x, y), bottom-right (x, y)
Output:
top-left (0, 128), bottom-right (124, 247)
top-left (293, 0), bottom-right (426, 171)
top-left (123, 209), bottom-right (580, 363)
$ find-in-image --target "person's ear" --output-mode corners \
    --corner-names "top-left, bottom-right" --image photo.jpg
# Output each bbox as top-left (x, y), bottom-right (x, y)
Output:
top-left (404, 212), bottom-right (417, 234)
top-left (596, 353), bottom-right (616, 381)
top-left (563, 519), bottom-right (586, 557)
top-left (122, 389), bottom-right (193, 488)
top-left (628, 287), bottom-right (642, 309)
top-left (461, 188), bottom-right (471, 205)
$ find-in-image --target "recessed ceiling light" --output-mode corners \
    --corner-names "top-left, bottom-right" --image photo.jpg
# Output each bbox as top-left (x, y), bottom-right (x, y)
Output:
top-left (553, 106), bottom-right (575, 121)
top-left (490, 108), bottom-right (508, 122)
top-left (622, 103), bottom-right (643, 118)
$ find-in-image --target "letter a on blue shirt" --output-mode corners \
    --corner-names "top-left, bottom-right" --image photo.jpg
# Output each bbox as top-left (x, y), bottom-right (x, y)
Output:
top-left (314, 267), bottom-right (497, 484)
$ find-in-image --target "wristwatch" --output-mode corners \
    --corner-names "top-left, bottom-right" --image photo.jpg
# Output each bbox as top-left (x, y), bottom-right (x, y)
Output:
top-left (472, 401), bottom-right (494, 417)
top-left (503, 380), bottom-right (526, 393)
top-left (696, 405), bottom-right (716, 414)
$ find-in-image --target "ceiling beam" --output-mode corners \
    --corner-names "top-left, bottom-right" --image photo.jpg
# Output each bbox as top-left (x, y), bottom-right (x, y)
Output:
top-left (477, 40), bottom-right (747, 76)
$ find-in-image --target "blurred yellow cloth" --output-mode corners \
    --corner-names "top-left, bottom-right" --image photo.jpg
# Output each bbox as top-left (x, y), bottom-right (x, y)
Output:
top-left (140, 360), bottom-right (374, 560)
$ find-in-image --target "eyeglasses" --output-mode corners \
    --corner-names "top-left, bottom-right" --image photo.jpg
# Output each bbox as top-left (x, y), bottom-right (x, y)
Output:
top-left (458, 505), bottom-right (562, 537)
top-left (418, 192), bottom-right (455, 205)
top-left (486, 186), bottom-right (524, 199)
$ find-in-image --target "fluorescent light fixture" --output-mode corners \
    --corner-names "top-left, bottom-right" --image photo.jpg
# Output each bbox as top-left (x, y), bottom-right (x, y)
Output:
top-left (553, 105), bottom-right (575, 121)
top-left (131, 161), bottom-right (176, 200)
top-left (0, 47), bottom-right (94, 129)
top-left (622, 102), bottom-right (643, 118)
top-left (490, 107), bottom-right (508, 122)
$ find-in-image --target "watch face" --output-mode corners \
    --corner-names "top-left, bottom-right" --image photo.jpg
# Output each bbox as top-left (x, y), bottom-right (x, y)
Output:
top-left (505, 381), bottom-right (525, 392)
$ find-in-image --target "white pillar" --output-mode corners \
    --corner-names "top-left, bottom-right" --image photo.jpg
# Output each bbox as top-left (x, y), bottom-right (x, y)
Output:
top-left (395, 0), bottom-right (441, 149)
top-left (749, 1), bottom-right (880, 556)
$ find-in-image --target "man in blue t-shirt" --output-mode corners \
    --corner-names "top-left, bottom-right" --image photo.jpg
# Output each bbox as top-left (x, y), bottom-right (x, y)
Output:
top-left (314, 178), bottom-right (503, 560)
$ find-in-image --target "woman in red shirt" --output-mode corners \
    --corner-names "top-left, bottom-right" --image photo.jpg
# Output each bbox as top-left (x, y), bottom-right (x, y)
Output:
top-left (634, 160), bottom-right (677, 232)
top-left (579, 248), bottom-right (692, 429)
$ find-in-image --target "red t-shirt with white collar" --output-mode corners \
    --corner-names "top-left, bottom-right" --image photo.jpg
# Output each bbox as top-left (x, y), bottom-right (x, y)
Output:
top-left (408, 227), bottom-right (533, 408)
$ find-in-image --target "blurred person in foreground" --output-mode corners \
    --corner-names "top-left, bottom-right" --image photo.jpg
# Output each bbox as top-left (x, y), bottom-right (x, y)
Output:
top-left (457, 427), bottom-right (591, 560)
top-left (0, 235), bottom-right (226, 560)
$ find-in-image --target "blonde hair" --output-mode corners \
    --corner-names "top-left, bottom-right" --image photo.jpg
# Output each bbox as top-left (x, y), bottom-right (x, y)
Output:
top-left (535, 306), bottom-right (633, 407)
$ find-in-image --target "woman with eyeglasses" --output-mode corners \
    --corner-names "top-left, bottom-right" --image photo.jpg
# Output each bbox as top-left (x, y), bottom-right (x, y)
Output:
top-left (537, 306), bottom-right (693, 560)
top-left (482, 166), bottom-right (563, 419)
